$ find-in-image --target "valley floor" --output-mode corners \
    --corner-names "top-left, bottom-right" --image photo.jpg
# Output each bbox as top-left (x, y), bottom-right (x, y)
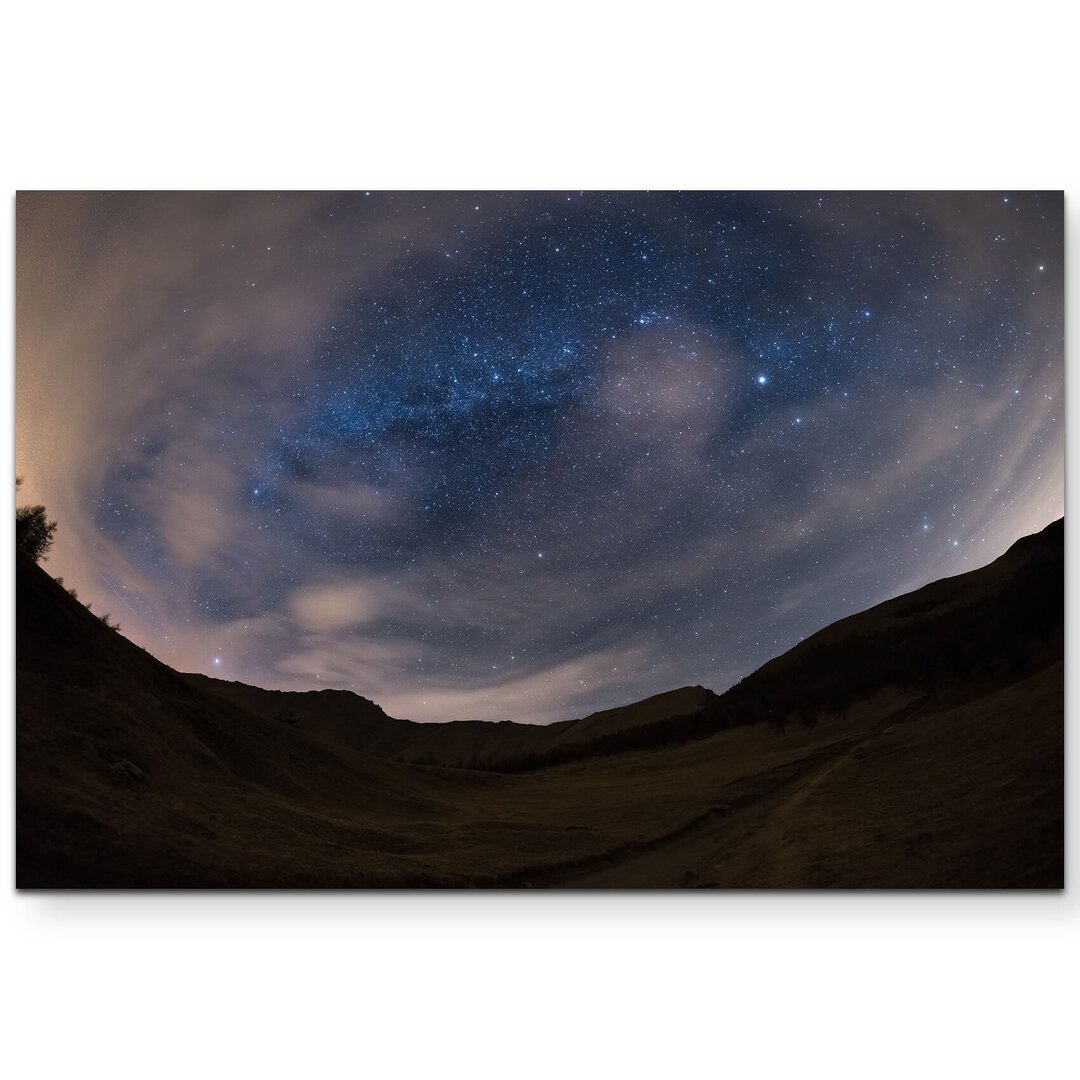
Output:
top-left (19, 662), bottom-right (1062, 888)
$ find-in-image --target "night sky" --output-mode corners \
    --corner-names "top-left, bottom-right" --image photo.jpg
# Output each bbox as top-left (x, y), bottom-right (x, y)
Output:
top-left (16, 191), bottom-right (1063, 723)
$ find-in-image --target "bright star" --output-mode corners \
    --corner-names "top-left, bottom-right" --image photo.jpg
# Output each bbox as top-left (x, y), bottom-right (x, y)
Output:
top-left (756, 375), bottom-right (767, 385)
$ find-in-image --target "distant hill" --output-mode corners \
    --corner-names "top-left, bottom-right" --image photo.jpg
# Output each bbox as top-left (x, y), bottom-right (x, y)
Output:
top-left (181, 674), bottom-right (411, 750)
top-left (185, 672), bottom-right (721, 771)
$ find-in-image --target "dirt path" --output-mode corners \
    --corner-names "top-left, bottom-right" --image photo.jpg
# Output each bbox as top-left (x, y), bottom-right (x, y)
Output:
top-left (550, 696), bottom-right (928, 888)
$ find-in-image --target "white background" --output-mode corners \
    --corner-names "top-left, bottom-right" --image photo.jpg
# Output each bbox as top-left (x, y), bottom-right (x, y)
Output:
top-left (2, 4), bottom-right (1075, 1078)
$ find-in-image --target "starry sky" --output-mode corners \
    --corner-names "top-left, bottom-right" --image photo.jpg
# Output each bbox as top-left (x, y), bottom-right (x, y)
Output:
top-left (16, 191), bottom-right (1063, 723)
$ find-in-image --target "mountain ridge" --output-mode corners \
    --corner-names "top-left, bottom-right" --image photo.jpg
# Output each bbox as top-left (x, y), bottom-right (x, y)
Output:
top-left (185, 518), bottom-right (1063, 771)
top-left (184, 670), bottom-right (722, 771)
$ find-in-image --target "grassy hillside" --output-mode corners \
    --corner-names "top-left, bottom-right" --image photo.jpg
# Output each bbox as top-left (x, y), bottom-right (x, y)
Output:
top-left (702, 661), bottom-right (1063, 888)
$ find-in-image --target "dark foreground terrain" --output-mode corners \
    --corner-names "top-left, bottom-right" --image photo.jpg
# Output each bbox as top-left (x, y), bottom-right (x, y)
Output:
top-left (16, 521), bottom-right (1063, 887)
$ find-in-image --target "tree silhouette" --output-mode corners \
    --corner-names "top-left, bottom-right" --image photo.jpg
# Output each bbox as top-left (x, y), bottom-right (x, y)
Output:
top-left (16, 478), bottom-right (57, 563)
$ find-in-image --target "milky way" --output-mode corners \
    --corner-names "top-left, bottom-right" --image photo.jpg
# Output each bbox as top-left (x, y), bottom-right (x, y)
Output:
top-left (16, 191), bottom-right (1063, 722)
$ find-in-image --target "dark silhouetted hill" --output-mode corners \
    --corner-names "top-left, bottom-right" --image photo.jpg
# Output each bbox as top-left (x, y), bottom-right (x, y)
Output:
top-left (708, 518), bottom-right (1063, 735)
top-left (185, 673), bottom-right (721, 771)
top-left (15, 552), bottom-right (502, 886)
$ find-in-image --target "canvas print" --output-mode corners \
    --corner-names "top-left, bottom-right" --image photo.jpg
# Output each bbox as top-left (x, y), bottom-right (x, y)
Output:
top-left (15, 191), bottom-right (1063, 888)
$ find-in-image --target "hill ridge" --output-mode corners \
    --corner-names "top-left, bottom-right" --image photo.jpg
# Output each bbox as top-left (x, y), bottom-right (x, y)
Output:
top-left (185, 518), bottom-right (1063, 771)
